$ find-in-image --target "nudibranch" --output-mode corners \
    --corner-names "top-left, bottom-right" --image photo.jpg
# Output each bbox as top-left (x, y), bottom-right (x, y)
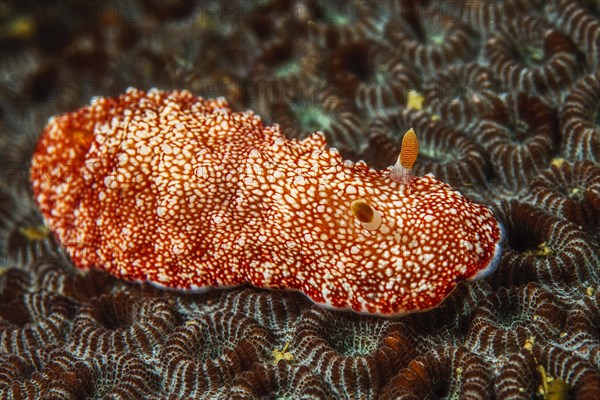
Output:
top-left (30, 88), bottom-right (503, 316)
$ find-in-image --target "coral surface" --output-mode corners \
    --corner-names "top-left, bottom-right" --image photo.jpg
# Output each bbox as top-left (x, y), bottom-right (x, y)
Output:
top-left (1, 0), bottom-right (599, 399)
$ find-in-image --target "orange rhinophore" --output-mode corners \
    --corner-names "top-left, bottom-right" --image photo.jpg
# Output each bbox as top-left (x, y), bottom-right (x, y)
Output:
top-left (400, 128), bottom-right (419, 170)
top-left (390, 128), bottom-right (419, 188)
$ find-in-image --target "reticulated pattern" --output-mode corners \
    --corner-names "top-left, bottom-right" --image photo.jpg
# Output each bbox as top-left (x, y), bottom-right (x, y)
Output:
top-left (0, 105), bottom-right (57, 195)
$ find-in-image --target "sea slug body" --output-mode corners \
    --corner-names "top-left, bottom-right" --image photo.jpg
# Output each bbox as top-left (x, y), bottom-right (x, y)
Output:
top-left (30, 88), bottom-right (503, 316)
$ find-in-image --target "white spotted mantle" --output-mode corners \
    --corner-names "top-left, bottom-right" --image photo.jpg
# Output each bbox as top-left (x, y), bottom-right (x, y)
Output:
top-left (31, 88), bottom-right (503, 316)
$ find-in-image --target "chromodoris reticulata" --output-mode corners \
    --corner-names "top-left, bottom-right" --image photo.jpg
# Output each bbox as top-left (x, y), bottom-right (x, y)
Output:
top-left (30, 88), bottom-right (503, 316)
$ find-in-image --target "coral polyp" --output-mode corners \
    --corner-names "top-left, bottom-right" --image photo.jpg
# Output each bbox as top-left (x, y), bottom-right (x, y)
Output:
top-left (485, 15), bottom-right (582, 105)
top-left (328, 40), bottom-right (421, 116)
top-left (385, 6), bottom-right (480, 73)
top-left (474, 93), bottom-right (558, 190)
top-left (560, 72), bottom-right (600, 163)
top-left (271, 83), bottom-right (367, 154)
top-left (525, 160), bottom-right (600, 233)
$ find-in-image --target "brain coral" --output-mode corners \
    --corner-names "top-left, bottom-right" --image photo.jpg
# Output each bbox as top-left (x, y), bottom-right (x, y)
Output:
top-left (0, 0), bottom-right (599, 399)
